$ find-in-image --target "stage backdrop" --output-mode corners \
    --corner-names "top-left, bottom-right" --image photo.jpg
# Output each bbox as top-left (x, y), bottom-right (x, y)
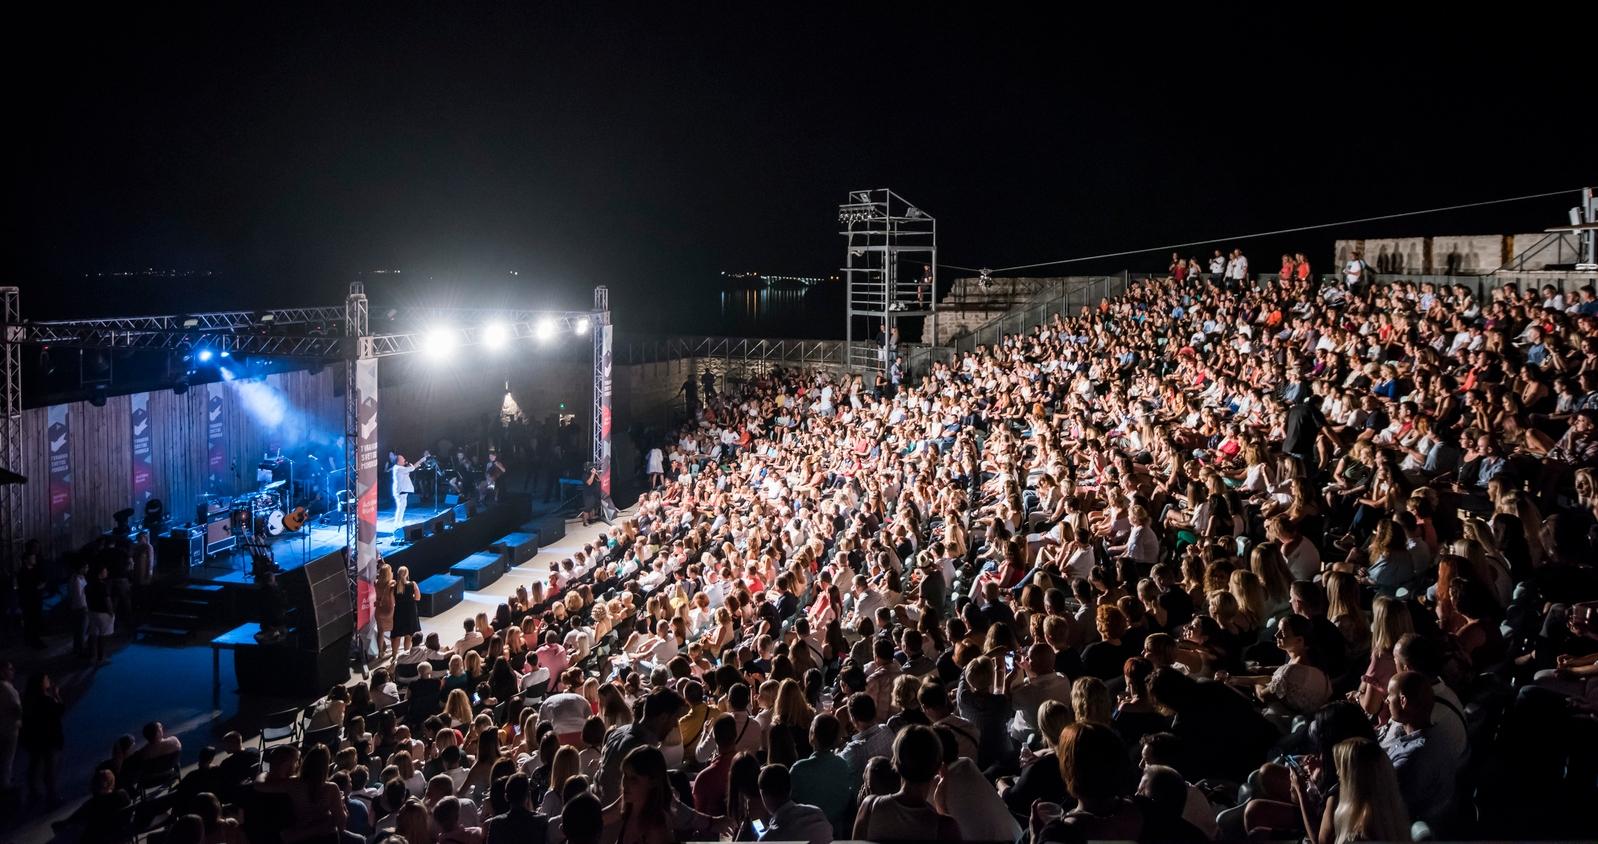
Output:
top-left (14, 369), bottom-right (343, 561)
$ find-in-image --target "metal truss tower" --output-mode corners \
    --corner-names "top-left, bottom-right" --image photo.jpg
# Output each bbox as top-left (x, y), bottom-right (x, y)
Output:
top-left (839, 189), bottom-right (937, 371)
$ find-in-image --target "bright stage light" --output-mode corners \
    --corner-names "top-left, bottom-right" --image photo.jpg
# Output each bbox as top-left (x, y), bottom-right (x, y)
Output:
top-left (483, 322), bottom-right (509, 350)
top-left (425, 327), bottom-right (457, 359)
top-left (575, 317), bottom-right (591, 335)
top-left (220, 350), bottom-right (231, 359)
top-left (535, 318), bottom-right (557, 343)
top-left (197, 348), bottom-right (214, 363)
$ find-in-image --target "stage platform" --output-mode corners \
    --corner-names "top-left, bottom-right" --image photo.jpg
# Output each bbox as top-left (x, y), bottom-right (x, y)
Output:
top-left (188, 494), bottom-right (532, 588)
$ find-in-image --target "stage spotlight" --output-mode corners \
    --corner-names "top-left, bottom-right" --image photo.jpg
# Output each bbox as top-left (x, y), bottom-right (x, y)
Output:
top-left (220, 350), bottom-right (231, 359)
top-left (483, 322), bottom-right (509, 350)
top-left (197, 348), bottom-right (214, 363)
top-left (535, 318), bottom-right (557, 343)
top-left (425, 327), bottom-right (457, 359)
top-left (574, 317), bottom-right (591, 335)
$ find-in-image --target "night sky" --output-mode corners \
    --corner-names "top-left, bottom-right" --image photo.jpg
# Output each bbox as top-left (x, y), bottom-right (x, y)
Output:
top-left (7, 6), bottom-right (1595, 329)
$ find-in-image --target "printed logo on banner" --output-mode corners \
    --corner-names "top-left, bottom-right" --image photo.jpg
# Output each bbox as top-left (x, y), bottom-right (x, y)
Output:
top-left (131, 392), bottom-right (154, 504)
top-left (206, 384), bottom-right (227, 494)
top-left (47, 404), bottom-right (73, 540)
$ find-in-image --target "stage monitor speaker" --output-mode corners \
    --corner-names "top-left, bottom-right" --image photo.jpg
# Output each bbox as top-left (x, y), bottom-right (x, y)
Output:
top-left (453, 502), bottom-right (471, 523)
top-left (402, 521), bottom-right (430, 543)
top-left (431, 510), bottom-right (455, 533)
top-left (444, 494), bottom-right (461, 506)
top-left (286, 550), bottom-right (355, 650)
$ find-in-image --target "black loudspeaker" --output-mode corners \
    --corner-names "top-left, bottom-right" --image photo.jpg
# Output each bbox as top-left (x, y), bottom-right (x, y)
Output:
top-left (444, 494), bottom-right (461, 506)
top-left (285, 551), bottom-right (354, 650)
top-left (158, 526), bottom-right (204, 574)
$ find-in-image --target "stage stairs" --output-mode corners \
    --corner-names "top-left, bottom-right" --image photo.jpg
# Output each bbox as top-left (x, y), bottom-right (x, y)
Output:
top-left (136, 582), bottom-right (228, 644)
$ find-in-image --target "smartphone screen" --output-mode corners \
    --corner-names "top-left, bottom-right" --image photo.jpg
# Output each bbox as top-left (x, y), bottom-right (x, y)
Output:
top-left (751, 820), bottom-right (767, 836)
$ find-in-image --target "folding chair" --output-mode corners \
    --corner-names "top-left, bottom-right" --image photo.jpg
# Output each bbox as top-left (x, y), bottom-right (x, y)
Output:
top-left (258, 705), bottom-right (303, 760)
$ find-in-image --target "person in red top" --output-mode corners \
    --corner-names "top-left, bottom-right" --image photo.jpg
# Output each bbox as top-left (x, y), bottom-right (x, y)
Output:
top-left (1280, 254), bottom-right (1294, 281)
top-left (1294, 252), bottom-right (1312, 283)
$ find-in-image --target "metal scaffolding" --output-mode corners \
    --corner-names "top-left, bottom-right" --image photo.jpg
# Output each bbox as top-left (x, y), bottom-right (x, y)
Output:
top-left (839, 188), bottom-right (937, 372)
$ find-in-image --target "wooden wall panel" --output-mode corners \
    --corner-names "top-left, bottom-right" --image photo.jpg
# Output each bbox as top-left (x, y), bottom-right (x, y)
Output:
top-left (15, 368), bottom-right (342, 561)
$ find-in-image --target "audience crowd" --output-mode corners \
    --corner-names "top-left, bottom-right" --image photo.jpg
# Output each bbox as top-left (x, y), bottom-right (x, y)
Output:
top-left (39, 261), bottom-right (1598, 843)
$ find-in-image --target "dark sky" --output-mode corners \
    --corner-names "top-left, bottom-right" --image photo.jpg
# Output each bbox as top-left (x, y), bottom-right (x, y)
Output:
top-left (7, 5), bottom-right (1595, 328)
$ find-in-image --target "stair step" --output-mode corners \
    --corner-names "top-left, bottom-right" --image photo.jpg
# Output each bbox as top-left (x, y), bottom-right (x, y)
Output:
top-left (151, 612), bottom-right (202, 629)
top-left (179, 583), bottom-right (226, 595)
top-left (168, 599), bottom-right (212, 612)
top-left (137, 625), bottom-right (193, 640)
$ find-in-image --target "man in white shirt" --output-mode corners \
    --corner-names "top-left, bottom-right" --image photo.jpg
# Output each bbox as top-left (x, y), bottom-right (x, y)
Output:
top-left (1344, 251), bottom-right (1366, 287)
top-left (1007, 645), bottom-right (1073, 745)
top-left (845, 575), bottom-right (884, 627)
top-left (391, 454), bottom-right (417, 530)
top-left (453, 618), bottom-right (484, 655)
top-left (1207, 249), bottom-right (1226, 285)
top-left (1277, 518), bottom-right (1322, 581)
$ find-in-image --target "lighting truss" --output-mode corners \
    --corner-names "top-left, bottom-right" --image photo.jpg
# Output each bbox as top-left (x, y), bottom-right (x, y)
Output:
top-left (9, 308), bottom-right (602, 359)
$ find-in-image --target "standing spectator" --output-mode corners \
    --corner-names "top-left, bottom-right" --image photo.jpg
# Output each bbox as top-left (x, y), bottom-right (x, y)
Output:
top-left (85, 565), bottom-right (115, 665)
top-left (69, 560), bottom-right (90, 658)
top-left (1208, 249), bottom-right (1226, 286)
top-left (23, 671), bottom-right (65, 807)
top-left (1344, 250), bottom-right (1367, 288)
top-left (0, 661), bottom-right (18, 794)
top-left (788, 713), bottom-right (852, 836)
top-left (15, 547), bottom-right (44, 649)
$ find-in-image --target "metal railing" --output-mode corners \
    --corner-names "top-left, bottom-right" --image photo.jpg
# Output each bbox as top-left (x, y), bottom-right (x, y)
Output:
top-left (949, 275), bottom-right (1127, 354)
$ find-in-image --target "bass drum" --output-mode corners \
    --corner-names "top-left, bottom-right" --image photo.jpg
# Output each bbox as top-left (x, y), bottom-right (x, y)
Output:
top-left (265, 509), bottom-right (287, 536)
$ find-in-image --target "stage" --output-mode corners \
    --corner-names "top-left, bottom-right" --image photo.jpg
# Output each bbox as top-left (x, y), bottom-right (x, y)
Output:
top-left (188, 495), bottom-right (534, 587)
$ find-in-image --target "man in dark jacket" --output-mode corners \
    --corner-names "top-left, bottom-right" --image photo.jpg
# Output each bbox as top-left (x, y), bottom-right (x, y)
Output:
top-left (485, 773), bottom-right (548, 844)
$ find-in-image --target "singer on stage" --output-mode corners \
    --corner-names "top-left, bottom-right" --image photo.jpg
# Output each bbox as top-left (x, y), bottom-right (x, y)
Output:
top-left (391, 453), bottom-right (417, 530)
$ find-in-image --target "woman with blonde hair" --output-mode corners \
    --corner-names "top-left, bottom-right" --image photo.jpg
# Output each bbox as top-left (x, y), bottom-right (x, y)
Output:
top-left (374, 562), bottom-right (396, 662)
top-left (393, 798), bottom-right (433, 844)
top-left (1353, 596), bottom-right (1413, 720)
top-left (1070, 676), bottom-right (1114, 725)
top-left (1250, 542), bottom-right (1294, 619)
top-left (539, 745), bottom-right (582, 815)
top-left (1296, 737), bottom-right (1411, 844)
top-left (1229, 570), bottom-right (1268, 633)
top-left (1324, 571), bottom-right (1369, 652)
top-left (765, 678), bottom-right (815, 767)
top-left (442, 688), bottom-right (473, 728)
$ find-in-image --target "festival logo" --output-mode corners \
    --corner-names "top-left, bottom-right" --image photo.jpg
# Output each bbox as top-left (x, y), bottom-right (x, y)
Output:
top-left (47, 405), bottom-right (72, 540)
top-left (131, 392), bottom-right (154, 503)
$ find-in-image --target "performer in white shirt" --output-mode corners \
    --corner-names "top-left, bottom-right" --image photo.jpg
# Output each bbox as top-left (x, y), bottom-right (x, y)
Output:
top-left (392, 454), bottom-right (417, 531)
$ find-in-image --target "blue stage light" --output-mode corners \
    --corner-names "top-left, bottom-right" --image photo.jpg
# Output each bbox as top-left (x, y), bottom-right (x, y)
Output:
top-left (197, 348), bottom-right (214, 363)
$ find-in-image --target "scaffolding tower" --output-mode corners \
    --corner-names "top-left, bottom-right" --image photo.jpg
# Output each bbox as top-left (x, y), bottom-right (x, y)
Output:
top-left (839, 189), bottom-right (937, 371)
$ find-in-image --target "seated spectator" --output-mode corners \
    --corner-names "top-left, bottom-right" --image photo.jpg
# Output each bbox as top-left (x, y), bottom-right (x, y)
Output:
top-left (852, 725), bottom-right (961, 840)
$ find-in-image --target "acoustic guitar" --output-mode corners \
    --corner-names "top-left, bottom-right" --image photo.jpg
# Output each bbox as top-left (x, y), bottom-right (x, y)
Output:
top-left (282, 506), bottom-right (310, 532)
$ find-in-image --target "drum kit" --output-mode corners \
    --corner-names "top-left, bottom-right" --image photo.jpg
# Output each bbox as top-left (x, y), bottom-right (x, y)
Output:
top-left (230, 480), bottom-right (292, 536)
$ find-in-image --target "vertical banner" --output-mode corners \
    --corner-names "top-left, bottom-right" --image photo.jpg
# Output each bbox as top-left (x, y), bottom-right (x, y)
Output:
top-left (206, 383), bottom-right (227, 494)
top-left (130, 392), bottom-right (154, 504)
top-left (47, 405), bottom-right (73, 542)
top-left (593, 323), bottom-right (613, 498)
top-left (354, 357), bottom-right (379, 629)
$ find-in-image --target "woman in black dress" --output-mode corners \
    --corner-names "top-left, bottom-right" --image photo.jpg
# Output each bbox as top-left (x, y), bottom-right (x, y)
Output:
top-left (580, 464), bottom-right (603, 526)
top-left (391, 566), bottom-right (421, 651)
top-left (23, 671), bottom-right (65, 806)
